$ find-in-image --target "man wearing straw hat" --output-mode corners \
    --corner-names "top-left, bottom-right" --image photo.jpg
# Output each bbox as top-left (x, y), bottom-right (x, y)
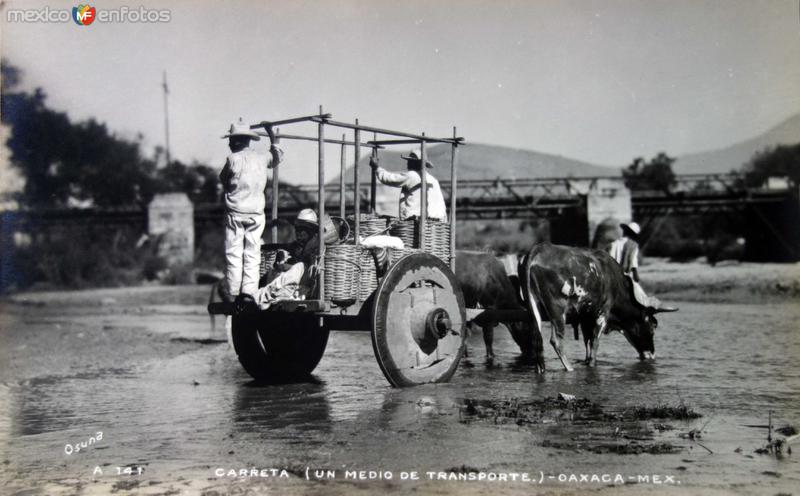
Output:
top-left (370, 150), bottom-right (447, 221)
top-left (607, 220), bottom-right (663, 319)
top-left (219, 119), bottom-right (283, 308)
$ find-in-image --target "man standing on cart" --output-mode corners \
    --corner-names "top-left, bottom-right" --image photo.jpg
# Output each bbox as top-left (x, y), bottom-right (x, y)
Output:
top-left (370, 150), bottom-right (447, 221)
top-left (219, 119), bottom-right (283, 309)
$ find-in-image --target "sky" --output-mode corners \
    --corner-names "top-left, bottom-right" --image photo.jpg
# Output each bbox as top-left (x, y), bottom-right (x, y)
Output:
top-left (2, 0), bottom-right (799, 184)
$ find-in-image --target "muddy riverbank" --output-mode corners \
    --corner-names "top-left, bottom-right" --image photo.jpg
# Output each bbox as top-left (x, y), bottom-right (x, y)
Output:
top-left (640, 258), bottom-right (800, 303)
top-left (1, 262), bottom-right (798, 495)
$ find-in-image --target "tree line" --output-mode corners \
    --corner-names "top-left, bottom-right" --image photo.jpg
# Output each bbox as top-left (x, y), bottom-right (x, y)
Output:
top-left (622, 146), bottom-right (799, 193)
top-left (1, 61), bottom-right (220, 209)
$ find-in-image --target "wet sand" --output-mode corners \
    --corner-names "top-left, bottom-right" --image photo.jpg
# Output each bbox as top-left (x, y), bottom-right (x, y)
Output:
top-left (1, 263), bottom-right (798, 495)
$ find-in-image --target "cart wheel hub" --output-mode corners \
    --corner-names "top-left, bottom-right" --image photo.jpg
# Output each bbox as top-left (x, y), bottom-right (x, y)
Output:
top-left (425, 308), bottom-right (452, 339)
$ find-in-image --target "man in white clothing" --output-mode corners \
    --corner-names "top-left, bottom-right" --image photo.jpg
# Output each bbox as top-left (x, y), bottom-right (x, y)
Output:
top-left (219, 119), bottom-right (283, 307)
top-left (369, 150), bottom-right (447, 221)
top-left (608, 221), bottom-right (641, 282)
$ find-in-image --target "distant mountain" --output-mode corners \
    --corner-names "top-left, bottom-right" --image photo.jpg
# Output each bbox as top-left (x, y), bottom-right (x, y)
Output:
top-left (674, 113), bottom-right (800, 174)
top-left (338, 142), bottom-right (617, 183)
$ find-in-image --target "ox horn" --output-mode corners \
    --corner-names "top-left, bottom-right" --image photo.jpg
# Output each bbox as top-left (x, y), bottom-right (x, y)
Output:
top-left (654, 304), bottom-right (679, 313)
top-left (630, 278), bottom-right (678, 313)
top-left (647, 295), bottom-right (679, 313)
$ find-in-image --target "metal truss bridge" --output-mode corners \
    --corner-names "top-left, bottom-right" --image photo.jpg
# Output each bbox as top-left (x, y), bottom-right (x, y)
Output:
top-left (4, 173), bottom-right (793, 227)
top-left (196, 172), bottom-right (793, 222)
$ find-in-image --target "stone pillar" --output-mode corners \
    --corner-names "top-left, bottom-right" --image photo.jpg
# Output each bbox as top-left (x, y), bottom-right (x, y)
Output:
top-left (148, 193), bottom-right (194, 265)
top-left (585, 178), bottom-right (632, 247)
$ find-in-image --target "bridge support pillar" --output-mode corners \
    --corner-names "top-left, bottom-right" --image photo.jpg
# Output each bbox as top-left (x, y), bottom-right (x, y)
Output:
top-left (743, 186), bottom-right (800, 262)
top-left (148, 193), bottom-right (194, 266)
top-left (585, 178), bottom-right (632, 248)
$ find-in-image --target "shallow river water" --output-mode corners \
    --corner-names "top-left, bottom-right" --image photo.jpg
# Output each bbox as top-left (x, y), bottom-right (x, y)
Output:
top-left (0, 293), bottom-right (798, 494)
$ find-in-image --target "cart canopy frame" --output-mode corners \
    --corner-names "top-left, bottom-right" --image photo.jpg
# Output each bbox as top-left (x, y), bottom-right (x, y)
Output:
top-left (249, 108), bottom-right (463, 308)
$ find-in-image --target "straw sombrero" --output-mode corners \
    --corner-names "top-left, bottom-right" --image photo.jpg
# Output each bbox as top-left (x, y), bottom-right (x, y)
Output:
top-left (221, 119), bottom-right (260, 140)
top-left (400, 150), bottom-right (433, 168)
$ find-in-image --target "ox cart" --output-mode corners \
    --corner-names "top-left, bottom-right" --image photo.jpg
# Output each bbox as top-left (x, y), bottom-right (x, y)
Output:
top-left (209, 109), bottom-right (470, 387)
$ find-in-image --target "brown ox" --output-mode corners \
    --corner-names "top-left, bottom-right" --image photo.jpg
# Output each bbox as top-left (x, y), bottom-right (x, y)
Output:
top-left (455, 251), bottom-right (532, 358)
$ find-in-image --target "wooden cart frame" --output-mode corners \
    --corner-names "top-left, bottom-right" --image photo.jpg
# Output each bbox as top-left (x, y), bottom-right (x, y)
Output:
top-left (209, 108), bottom-right (468, 387)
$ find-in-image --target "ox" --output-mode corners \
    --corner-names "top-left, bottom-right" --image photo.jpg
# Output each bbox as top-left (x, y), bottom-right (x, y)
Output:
top-left (519, 243), bottom-right (677, 371)
top-left (455, 251), bottom-right (532, 358)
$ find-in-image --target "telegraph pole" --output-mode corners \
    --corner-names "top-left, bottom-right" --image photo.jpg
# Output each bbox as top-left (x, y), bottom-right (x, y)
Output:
top-left (162, 71), bottom-right (171, 166)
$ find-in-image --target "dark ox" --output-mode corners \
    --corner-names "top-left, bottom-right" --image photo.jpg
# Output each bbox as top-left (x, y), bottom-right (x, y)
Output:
top-left (455, 251), bottom-right (532, 358)
top-left (519, 243), bottom-right (677, 371)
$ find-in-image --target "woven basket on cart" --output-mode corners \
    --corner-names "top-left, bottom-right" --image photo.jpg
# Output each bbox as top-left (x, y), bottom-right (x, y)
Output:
top-left (347, 214), bottom-right (389, 240)
top-left (357, 249), bottom-right (378, 300)
top-left (388, 247), bottom-right (421, 264)
top-left (259, 244), bottom-right (283, 278)
top-left (388, 219), bottom-right (416, 249)
top-left (425, 221), bottom-right (452, 262)
top-left (388, 220), bottom-right (451, 262)
top-left (323, 244), bottom-right (361, 302)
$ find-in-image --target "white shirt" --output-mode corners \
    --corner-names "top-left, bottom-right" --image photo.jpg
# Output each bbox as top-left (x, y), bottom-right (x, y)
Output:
top-left (608, 237), bottom-right (639, 274)
top-left (375, 167), bottom-right (447, 221)
top-left (219, 146), bottom-right (283, 216)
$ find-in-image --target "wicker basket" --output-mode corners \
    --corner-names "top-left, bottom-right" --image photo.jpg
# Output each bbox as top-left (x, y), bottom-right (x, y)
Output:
top-left (259, 244), bottom-right (282, 278)
top-left (348, 214), bottom-right (389, 239)
top-left (426, 221), bottom-right (452, 262)
top-left (388, 219), bottom-right (451, 262)
top-left (323, 244), bottom-right (361, 301)
top-left (358, 249), bottom-right (378, 300)
top-left (389, 219), bottom-right (416, 248)
top-left (388, 247), bottom-right (420, 264)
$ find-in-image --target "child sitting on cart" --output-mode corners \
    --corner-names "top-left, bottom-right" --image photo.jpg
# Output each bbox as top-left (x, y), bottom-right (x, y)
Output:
top-left (254, 209), bottom-right (338, 310)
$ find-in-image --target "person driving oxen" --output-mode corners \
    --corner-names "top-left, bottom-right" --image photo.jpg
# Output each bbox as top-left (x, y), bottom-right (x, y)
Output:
top-left (608, 221), bottom-right (642, 282)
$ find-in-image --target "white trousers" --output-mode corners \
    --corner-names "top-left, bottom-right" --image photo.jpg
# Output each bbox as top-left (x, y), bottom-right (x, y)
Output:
top-left (224, 213), bottom-right (265, 297)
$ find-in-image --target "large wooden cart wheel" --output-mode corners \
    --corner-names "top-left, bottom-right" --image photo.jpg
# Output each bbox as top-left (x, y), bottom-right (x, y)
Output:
top-left (231, 312), bottom-right (329, 383)
top-left (371, 253), bottom-right (466, 387)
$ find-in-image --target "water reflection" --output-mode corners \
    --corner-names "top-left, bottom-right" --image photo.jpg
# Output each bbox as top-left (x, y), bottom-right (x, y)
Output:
top-left (231, 379), bottom-right (333, 436)
top-left (378, 385), bottom-right (461, 427)
top-left (9, 369), bottom-right (136, 437)
top-left (620, 359), bottom-right (657, 383)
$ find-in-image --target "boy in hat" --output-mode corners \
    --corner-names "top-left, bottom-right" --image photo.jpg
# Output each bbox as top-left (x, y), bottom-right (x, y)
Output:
top-left (219, 119), bottom-right (283, 307)
top-left (608, 221), bottom-right (642, 282)
top-left (370, 150), bottom-right (447, 221)
top-left (287, 208), bottom-right (338, 264)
